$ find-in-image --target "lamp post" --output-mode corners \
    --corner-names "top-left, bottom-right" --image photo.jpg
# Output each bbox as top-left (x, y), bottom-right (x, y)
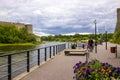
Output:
top-left (105, 31), bottom-right (107, 50)
top-left (94, 20), bottom-right (97, 53)
top-left (104, 26), bottom-right (107, 50)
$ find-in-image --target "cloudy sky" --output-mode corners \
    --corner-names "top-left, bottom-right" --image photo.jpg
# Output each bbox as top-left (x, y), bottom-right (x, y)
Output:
top-left (0, 0), bottom-right (119, 36)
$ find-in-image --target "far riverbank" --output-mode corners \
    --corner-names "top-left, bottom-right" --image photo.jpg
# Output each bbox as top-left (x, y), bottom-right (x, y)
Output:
top-left (0, 42), bottom-right (43, 54)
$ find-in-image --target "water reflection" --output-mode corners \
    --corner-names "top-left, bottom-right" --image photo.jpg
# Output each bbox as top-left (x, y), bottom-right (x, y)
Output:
top-left (0, 45), bottom-right (36, 55)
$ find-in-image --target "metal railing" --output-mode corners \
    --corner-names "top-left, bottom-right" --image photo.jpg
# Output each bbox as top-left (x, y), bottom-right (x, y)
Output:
top-left (0, 43), bottom-right (66, 80)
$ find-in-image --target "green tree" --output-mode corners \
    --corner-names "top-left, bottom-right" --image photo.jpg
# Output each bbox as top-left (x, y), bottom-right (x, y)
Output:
top-left (0, 24), bottom-right (36, 43)
top-left (112, 30), bottom-right (120, 44)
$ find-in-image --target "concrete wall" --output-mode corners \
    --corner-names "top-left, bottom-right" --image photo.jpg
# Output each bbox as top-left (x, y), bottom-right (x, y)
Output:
top-left (115, 8), bottom-right (120, 33)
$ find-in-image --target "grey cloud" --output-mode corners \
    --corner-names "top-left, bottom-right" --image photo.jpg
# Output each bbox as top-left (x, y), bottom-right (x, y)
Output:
top-left (0, 0), bottom-right (119, 36)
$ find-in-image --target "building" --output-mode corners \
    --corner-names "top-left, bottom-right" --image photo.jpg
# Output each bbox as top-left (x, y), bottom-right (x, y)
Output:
top-left (0, 21), bottom-right (41, 41)
top-left (115, 8), bottom-right (120, 33)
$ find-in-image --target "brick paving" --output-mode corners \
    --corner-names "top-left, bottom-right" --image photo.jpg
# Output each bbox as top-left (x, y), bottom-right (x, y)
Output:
top-left (20, 43), bottom-right (120, 80)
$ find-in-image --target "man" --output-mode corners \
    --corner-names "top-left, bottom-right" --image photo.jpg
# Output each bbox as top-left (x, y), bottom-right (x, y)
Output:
top-left (88, 38), bottom-right (94, 51)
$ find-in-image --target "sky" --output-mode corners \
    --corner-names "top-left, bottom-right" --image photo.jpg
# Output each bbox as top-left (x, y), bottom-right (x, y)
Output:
top-left (0, 0), bottom-right (120, 36)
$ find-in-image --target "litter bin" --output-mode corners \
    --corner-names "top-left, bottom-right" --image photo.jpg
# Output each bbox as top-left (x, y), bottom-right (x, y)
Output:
top-left (110, 47), bottom-right (116, 53)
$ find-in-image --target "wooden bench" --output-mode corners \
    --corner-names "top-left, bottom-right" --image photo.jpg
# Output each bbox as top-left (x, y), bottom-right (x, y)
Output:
top-left (64, 49), bottom-right (87, 55)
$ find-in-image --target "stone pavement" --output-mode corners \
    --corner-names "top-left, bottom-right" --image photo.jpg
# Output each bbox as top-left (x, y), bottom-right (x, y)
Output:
top-left (19, 43), bottom-right (120, 80)
top-left (89, 42), bottom-right (120, 67)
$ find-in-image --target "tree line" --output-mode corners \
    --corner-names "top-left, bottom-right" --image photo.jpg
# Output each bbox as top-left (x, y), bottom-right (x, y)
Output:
top-left (41, 33), bottom-right (113, 42)
top-left (0, 24), bottom-right (36, 43)
top-left (1, 23), bottom-right (119, 44)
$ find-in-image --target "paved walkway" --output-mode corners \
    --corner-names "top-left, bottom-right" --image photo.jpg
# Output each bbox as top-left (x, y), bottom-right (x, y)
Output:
top-left (20, 43), bottom-right (120, 80)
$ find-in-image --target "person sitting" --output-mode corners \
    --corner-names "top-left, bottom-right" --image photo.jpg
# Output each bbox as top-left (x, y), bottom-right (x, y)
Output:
top-left (71, 44), bottom-right (76, 49)
top-left (82, 44), bottom-right (85, 49)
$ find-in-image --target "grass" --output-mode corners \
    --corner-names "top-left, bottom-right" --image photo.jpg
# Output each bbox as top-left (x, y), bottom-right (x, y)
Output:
top-left (0, 42), bottom-right (44, 54)
top-left (0, 41), bottom-right (43, 47)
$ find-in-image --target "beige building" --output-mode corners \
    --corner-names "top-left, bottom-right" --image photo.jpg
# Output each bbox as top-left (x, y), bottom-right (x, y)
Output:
top-left (115, 8), bottom-right (120, 33)
top-left (0, 21), bottom-right (41, 41)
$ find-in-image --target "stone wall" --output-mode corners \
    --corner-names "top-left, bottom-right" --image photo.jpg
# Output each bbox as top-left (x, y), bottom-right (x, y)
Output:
top-left (0, 21), bottom-right (15, 26)
top-left (115, 8), bottom-right (120, 33)
top-left (14, 23), bottom-right (25, 29)
top-left (0, 21), bottom-right (33, 34)
top-left (25, 24), bottom-right (33, 34)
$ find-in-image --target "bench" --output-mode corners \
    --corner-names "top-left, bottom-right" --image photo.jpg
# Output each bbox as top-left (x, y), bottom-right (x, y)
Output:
top-left (64, 49), bottom-right (87, 55)
top-left (64, 48), bottom-right (89, 63)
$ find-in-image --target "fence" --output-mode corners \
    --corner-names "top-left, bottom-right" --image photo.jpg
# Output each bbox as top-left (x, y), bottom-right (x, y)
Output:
top-left (0, 43), bottom-right (66, 80)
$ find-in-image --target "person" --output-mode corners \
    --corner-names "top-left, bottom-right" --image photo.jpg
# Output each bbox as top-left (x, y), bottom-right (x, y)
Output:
top-left (87, 43), bottom-right (90, 49)
top-left (71, 44), bottom-right (76, 49)
top-left (82, 44), bottom-right (85, 49)
top-left (88, 38), bottom-right (94, 51)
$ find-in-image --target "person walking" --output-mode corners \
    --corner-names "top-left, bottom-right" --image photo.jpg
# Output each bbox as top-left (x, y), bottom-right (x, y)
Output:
top-left (88, 38), bottom-right (94, 52)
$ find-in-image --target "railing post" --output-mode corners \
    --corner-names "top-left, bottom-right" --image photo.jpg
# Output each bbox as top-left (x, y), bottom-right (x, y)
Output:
top-left (53, 46), bottom-right (55, 56)
top-left (8, 55), bottom-right (12, 80)
top-left (38, 49), bottom-right (40, 65)
top-left (60, 45), bottom-right (61, 51)
top-left (62, 44), bottom-right (64, 50)
top-left (56, 45), bottom-right (57, 54)
top-left (45, 48), bottom-right (47, 61)
top-left (27, 51), bottom-right (30, 72)
top-left (68, 43), bottom-right (69, 48)
top-left (59, 45), bottom-right (61, 52)
top-left (50, 46), bottom-right (52, 58)
top-left (58, 45), bottom-right (59, 52)
top-left (60, 44), bottom-right (62, 51)
top-left (65, 44), bottom-right (66, 49)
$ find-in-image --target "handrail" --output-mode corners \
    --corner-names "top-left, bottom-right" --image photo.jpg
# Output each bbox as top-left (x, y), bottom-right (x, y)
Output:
top-left (0, 43), bottom-right (67, 80)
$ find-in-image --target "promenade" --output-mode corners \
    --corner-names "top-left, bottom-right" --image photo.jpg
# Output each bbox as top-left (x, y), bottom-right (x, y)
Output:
top-left (19, 43), bottom-right (120, 80)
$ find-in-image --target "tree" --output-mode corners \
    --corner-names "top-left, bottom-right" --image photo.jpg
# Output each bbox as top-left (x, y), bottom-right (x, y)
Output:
top-left (112, 30), bottom-right (120, 44)
top-left (0, 24), bottom-right (36, 43)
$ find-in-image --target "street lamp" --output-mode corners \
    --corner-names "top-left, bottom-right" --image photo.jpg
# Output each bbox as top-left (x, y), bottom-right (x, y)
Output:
top-left (104, 26), bottom-right (107, 50)
top-left (105, 30), bottom-right (107, 50)
top-left (105, 31), bottom-right (107, 50)
top-left (94, 20), bottom-right (97, 53)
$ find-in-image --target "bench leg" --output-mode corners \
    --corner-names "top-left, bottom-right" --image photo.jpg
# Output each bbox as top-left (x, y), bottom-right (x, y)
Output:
top-left (86, 53), bottom-right (89, 63)
top-left (65, 51), bottom-right (69, 55)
